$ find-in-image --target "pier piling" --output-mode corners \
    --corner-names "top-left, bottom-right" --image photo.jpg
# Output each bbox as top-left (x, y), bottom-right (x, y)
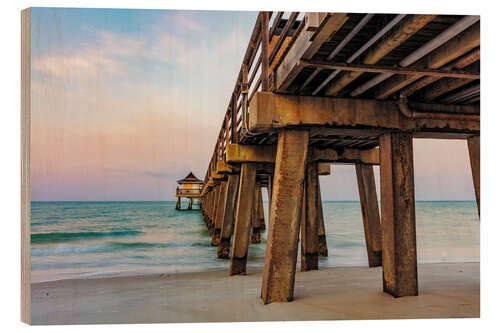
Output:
top-left (356, 164), bottom-right (382, 267)
top-left (380, 132), bottom-right (418, 297)
top-left (251, 186), bottom-right (262, 244)
top-left (301, 163), bottom-right (319, 271)
top-left (467, 136), bottom-right (480, 216)
top-left (317, 178), bottom-right (328, 257)
top-left (230, 163), bottom-right (257, 275)
top-left (217, 173), bottom-right (240, 259)
top-left (261, 129), bottom-right (309, 304)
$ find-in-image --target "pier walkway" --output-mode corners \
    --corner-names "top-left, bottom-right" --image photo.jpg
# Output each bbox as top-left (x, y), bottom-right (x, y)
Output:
top-left (199, 12), bottom-right (480, 304)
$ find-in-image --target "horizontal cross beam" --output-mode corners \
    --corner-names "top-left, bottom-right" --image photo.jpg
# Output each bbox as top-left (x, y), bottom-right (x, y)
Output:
top-left (226, 143), bottom-right (379, 165)
top-left (249, 92), bottom-right (479, 137)
top-left (298, 59), bottom-right (480, 79)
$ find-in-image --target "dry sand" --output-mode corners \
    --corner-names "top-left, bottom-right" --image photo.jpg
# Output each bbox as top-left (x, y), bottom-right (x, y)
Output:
top-left (31, 262), bottom-right (479, 325)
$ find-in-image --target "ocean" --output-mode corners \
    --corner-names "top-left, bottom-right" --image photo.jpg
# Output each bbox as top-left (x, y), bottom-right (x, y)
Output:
top-left (30, 201), bottom-right (479, 283)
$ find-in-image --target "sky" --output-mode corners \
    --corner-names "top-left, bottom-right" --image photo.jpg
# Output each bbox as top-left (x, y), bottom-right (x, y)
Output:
top-left (30, 8), bottom-right (476, 201)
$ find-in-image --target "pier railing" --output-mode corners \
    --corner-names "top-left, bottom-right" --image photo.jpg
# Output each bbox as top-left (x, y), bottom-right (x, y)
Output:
top-left (202, 11), bottom-right (305, 188)
top-left (176, 188), bottom-right (201, 196)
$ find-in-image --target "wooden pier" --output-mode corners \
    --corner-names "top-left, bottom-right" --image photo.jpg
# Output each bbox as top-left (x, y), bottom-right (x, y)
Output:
top-left (176, 172), bottom-right (202, 210)
top-left (199, 12), bottom-right (480, 304)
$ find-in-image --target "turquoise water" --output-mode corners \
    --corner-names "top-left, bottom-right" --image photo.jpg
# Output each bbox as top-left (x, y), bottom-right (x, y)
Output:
top-left (30, 201), bottom-right (479, 282)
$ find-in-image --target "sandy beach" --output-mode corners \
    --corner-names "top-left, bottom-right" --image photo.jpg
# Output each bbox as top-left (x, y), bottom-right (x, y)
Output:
top-left (31, 262), bottom-right (479, 324)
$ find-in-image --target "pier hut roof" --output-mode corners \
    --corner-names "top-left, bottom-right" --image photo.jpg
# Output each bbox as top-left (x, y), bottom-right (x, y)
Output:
top-left (177, 172), bottom-right (203, 184)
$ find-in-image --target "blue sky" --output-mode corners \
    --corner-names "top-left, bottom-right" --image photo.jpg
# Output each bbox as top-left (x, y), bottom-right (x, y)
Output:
top-left (29, 8), bottom-right (476, 201)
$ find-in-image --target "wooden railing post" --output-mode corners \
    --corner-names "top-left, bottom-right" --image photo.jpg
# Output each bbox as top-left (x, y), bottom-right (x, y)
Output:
top-left (260, 12), bottom-right (270, 92)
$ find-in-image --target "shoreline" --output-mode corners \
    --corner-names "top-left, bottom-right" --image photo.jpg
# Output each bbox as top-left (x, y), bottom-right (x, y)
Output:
top-left (31, 262), bottom-right (479, 325)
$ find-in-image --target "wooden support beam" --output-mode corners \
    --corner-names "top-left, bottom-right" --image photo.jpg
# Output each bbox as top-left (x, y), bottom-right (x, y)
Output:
top-left (262, 129), bottom-right (309, 304)
top-left (226, 144), bottom-right (276, 164)
top-left (258, 188), bottom-right (266, 230)
top-left (299, 59), bottom-right (479, 79)
top-left (355, 164), bottom-right (382, 267)
top-left (230, 163), bottom-right (257, 275)
top-left (228, 143), bottom-right (380, 165)
top-left (317, 163), bottom-right (331, 175)
top-left (379, 132), bottom-right (418, 297)
top-left (212, 180), bottom-right (228, 246)
top-left (421, 62), bottom-right (479, 100)
top-left (317, 176), bottom-right (328, 257)
top-left (276, 13), bottom-right (348, 92)
top-left (251, 186), bottom-right (262, 243)
top-left (217, 173), bottom-right (240, 259)
top-left (301, 163), bottom-right (319, 271)
top-left (249, 92), bottom-right (480, 135)
top-left (311, 147), bottom-right (379, 165)
top-left (261, 12), bottom-right (270, 92)
top-left (209, 186), bottom-right (219, 236)
top-left (217, 161), bottom-right (240, 174)
top-left (467, 135), bottom-right (480, 216)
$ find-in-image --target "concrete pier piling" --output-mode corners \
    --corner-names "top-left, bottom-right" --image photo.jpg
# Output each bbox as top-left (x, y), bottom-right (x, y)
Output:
top-left (230, 163), bottom-right (257, 275)
top-left (379, 133), bottom-right (418, 297)
top-left (261, 129), bottom-right (309, 304)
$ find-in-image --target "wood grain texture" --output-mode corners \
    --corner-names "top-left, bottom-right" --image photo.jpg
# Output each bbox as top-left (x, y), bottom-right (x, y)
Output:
top-left (21, 7), bottom-right (31, 325)
top-left (379, 132), bottom-right (418, 297)
top-left (261, 129), bottom-right (309, 304)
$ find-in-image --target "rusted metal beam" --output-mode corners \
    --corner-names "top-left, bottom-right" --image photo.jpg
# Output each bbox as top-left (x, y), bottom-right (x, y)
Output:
top-left (299, 59), bottom-right (479, 79)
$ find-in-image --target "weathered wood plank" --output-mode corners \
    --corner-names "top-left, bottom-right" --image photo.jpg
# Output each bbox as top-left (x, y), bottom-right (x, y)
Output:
top-left (311, 147), bottom-right (379, 165)
top-left (355, 164), bottom-right (382, 267)
top-left (261, 130), bottom-right (309, 304)
top-left (299, 59), bottom-right (479, 79)
top-left (227, 143), bottom-right (380, 165)
top-left (379, 132), bottom-right (418, 297)
top-left (301, 163), bottom-right (319, 271)
top-left (230, 163), bottom-right (257, 275)
top-left (251, 185), bottom-right (262, 243)
top-left (467, 135), bottom-right (480, 216)
top-left (317, 176), bottom-right (328, 257)
top-left (217, 173), bottom-right (240, 259)
top-left (275, 13), bottom-right (348, 92)
top-left (249, 92), bottom-right (480, 135)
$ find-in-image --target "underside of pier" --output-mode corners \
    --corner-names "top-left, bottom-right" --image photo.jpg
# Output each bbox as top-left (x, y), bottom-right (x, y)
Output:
top-left (199, 11), bottom-right (479, 305)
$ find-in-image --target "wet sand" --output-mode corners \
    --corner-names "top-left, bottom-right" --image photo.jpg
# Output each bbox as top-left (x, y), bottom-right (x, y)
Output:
top-left (31, 262), bottom-right (479, 325)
